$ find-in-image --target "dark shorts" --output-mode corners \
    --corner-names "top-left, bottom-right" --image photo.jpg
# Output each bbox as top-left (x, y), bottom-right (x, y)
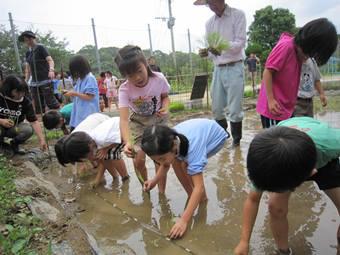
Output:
top-left (106, 143), bottom-right (124, 160)
top-left (307, 158), bottom-right (340, 190)
top-left (260, 115), bottom-right (282, 129)
top-left (293, 97), bottom-right (313, 117)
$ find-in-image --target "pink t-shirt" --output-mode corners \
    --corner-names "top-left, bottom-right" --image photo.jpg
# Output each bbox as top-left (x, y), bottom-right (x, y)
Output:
top-left (119, 72), bottom-right (170, 116)
top-left (256, 33), bottom-right (302, 120)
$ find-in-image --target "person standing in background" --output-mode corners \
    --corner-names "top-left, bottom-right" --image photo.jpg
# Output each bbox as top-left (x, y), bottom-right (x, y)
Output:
top-left (293, 58), bottom-right (327, 117)
top-left (19, 31), bottom-right (60, 114)
top-left (195, 0), bottom-right (246, 146)
top-left (97, 72), bottom-right (108, 108)
top-left (246, 53), bottom-right (260, 95)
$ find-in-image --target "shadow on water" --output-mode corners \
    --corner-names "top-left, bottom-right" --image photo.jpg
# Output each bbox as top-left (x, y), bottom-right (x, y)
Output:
top-left (74, 95), bottom-right (340, 255)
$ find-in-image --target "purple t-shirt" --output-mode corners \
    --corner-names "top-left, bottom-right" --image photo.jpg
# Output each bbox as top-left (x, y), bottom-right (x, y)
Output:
top-left (119, 72), bottom-right (170, 116)
top-left (256, 33), bottom-right (302, 120)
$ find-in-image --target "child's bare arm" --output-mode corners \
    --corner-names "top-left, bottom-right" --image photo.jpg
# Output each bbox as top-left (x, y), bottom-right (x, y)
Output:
top-left (263, 68), bottom-right (281, 116)
top-left (234, 191), bottom-right (263, 255)
top-left (169, 173), bottom-right (205, 239)
top-left (91, 160), bottom-right (105, 188)
top-left (314, 80), bottom-right (327, 107)
top-left (158, 93), bottom-right (170, 116)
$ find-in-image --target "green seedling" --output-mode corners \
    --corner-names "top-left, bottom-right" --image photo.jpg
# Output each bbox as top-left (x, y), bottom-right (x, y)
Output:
top-left (203, 32), bottom-right (230, 56)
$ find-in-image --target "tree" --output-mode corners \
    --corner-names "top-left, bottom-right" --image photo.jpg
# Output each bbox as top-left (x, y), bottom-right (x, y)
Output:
top-left (247, 5), bottom-right (297, 64)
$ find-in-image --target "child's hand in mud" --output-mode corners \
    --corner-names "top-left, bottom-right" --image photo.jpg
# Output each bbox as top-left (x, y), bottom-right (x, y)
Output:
top-left (143, 179), bottom-right (157, 192)
top-left (124, 143), bottom-right (136, 158)
top-left (156, 107), bottom-right (168, 117)
top-left (234, 240), bottom-right (249, 255)
top-left (168, 218), bottom-right (187, 239)
top-left (89, 180), bottom-right (100, 189)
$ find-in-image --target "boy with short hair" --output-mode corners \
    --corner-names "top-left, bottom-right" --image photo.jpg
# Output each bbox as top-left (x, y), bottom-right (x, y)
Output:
top-left (234, 117), bottom-right (340, 255)
top-left (42, 103), bottom-right (73, 135)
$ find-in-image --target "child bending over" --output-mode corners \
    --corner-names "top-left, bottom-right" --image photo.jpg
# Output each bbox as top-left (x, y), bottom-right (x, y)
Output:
top-left (234, 117), bottom-right (340, 255)
top-left (142, 118), bottom-right (229, 239)
top-left (55, 113), bottom-right (129, 187)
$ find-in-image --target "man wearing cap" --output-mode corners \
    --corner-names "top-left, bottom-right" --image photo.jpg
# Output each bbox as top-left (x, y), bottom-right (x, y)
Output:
top-left (195, 0), bottom-right (246, 146)
top-left (19, 31), bottom-right (60, 114)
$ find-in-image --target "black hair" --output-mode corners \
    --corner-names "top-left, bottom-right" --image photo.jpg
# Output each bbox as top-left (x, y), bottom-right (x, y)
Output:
top-left (106, 71), bottom-right (112, 76)
top-left (247, 126), bottom-right (317, 192)
top-left (141, 125), bottom-right (189, 158)
top-left (55, 132), bottom-right (93, 166)
top-left (114, 45), bottom-right (154, 77)
top-left (69, 55), bottom-right (91, 80)
top-left (0, 75), bottom-right (27, 97)
top-left (295, 18), bottom-right (338, 66)
top-left (42, 110), bottom-right (62, 130)
top-left (100, 72), bottom-right (106, 78)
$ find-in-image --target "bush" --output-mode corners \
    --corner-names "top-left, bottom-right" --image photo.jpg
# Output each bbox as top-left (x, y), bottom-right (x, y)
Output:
top-left (169, 102), bottom-right (185, 113)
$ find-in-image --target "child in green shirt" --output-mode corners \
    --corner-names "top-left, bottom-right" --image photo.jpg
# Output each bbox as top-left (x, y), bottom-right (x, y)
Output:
top-left (235, 117), bottom-right (340, 255)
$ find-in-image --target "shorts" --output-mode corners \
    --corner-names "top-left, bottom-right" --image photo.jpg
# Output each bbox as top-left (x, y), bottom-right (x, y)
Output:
top-left (106, 143), bottom-right (124, 160)
top-left (307, 158), bottom-right (340, 190)
top-left (260, 115), bottom-right (282, 129)
top-left (293, 97), bottom-right (313, 117)
top-left (129, 113), bottom-right (169, 145)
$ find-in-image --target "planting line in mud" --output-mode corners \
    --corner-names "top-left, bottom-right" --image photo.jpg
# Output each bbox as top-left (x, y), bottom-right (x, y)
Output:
top-left (94, 191), bottom-right (196, 255)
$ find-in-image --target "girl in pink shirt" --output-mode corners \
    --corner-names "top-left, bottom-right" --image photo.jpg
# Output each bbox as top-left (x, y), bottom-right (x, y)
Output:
top-left (114, 45), bottom-right (170, 193)
top-left (256, 18), bottom-right (337, 129)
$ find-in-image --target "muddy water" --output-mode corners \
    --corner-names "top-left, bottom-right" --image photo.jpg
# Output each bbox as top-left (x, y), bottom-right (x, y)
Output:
top-left (75, 96), bottom-right (340, 255)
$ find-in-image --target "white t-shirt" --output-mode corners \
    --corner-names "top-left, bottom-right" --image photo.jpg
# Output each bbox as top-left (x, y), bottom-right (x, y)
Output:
top-left (72, 113), bottom-right (121, 149)
top-left (297, 58), bottom-right (321, 99)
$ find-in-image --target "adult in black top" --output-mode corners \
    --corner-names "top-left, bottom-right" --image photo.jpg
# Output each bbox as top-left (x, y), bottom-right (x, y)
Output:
top-left (0, 75), bottom-right (47, 154)
top-left (245, 53), bottom-right (260, 95)
top-left (19, 31), bottom-right (60, 114)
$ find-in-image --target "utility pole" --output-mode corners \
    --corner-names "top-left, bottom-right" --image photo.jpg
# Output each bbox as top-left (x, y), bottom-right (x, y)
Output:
top-left (167, 0), bottom-right (177, 71)
top-left (187, 28), bottom-right (193, 75)
top-left (147, 24), bottom-right (153, 56)
top-left (155, 0), bottom-right (177, 71)
top-left (8, 12), bottom-right (22, 74)
top-left (91, 18), bottom-right (102, 73)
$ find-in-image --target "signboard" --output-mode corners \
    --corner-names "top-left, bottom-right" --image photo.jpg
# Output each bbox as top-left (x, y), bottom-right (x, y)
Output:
top-left (190, 74), bottom-right (208, 100)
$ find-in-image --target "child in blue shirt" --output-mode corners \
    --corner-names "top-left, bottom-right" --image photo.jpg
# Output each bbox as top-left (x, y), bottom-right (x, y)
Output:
top-left (141, 118), bottom-right (229, 239)
top-left (64, 55), bottom-right (99, 129)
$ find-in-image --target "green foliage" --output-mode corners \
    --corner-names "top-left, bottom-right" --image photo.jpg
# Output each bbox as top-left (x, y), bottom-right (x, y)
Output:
top-left (247, 5), bottom-right (297, 64)
top-left (244, 90), bottom-right (255, 98)
top-left (169, 102), bottom-right (185, 113)
top-left (0, 157), bottom-right (42, 254)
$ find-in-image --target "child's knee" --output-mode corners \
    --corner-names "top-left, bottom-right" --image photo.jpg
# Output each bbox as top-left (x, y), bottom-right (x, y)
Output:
top-left (268, 202), bottom-right (288, 218)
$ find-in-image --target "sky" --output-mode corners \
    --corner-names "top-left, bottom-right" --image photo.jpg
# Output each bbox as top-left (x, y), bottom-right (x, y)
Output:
top-left (1, 0), bottom-right (339, 54)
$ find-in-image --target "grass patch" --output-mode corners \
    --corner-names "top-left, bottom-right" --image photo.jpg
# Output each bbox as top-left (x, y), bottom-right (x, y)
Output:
top-left (30, 129), bottom-right (64, 143)
top-left (169, 102), bottom-right (185, 113)
top-left (0, 157), bottom-right (43, 255)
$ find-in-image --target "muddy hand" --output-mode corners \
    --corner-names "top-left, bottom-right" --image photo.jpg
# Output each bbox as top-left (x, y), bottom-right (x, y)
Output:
top-left (0, 119), bottom-right (14, 128)
top-left (124, 143), bottom-right (135, 158)
top-left (169, 218), bottom-right (187, 239)
top-left (143, 179), bottom-right (156, 192)
top-left (320, 94), bottom-right (327, 107)
top-left (234, 241), bottom-right (249, 255)
top-left (156, 108), bottom-right (168, 117)
top-left (198, 48), bottom-right (208, 58)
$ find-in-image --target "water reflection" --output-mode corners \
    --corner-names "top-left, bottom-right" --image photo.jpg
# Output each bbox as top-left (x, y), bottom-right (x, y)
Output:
top-left (72, 95), bottom-right (340, 255)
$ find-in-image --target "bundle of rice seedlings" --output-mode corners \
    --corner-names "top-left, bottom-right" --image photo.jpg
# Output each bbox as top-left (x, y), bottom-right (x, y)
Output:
top-left (205, 32), bottom-right (230, 56)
